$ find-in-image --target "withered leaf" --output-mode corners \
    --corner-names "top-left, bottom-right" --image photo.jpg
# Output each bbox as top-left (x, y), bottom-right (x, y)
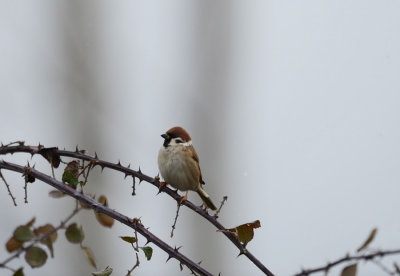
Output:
top-left (95, 195), bottom-right (114, 228)
top-left (48, 190), bottom-right (65, 198)
top-left (38, 147), bottom-right (61, 168)
top-left (357, 228), bottom-right (377, 252)
top-left (34, 224), bottom-right (58, 243)
top-left (92, 267), bottom-right (113, 276)
top-left (82, 246), bottom-right (97, 268)
top-left (226, 220), bottom-right (261, 246)
top-left (23, 168), bottom-right (35, 183)
top-left (25, 217), bottom-right (36, 227)
top-left (120, 236), bottom-right (137, 244)
top-left (6, 237), bottom-right (22, 253)
top-left (394, 262), bottom-right (400, 274)
top-left (341, 264), bottom-right (357, 276)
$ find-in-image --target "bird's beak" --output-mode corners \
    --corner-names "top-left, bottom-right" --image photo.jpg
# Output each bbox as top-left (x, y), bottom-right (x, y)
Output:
top-left (161, 134), bottom-right (169, 139)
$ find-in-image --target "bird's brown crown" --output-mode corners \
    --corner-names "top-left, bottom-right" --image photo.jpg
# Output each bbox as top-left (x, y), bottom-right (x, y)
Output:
top-left (166, 126), bottom-right (191, 142)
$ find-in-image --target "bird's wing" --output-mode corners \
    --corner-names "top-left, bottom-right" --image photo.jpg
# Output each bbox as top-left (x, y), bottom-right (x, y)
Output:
top-left (187, 146), bottom-right (205, 185)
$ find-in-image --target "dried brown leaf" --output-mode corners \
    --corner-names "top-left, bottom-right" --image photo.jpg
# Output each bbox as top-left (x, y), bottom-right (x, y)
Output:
top-left (38, 147), bottom-right (61, 168)
top-left (341, 264), bottom-right (357, 276)
top-left (357, 228), bottom-right (377, 252)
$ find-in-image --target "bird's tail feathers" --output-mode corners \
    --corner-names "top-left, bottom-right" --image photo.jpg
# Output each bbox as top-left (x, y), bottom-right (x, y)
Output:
top-left (197, 187), bottom-right (217, 210)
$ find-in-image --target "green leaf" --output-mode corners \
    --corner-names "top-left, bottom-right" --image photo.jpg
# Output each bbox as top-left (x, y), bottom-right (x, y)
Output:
top-left (341, 264), bottom-right (357, 276)
top-left (140, 246), bottom-right (153, 261)
top-left (14, 226), bottom-right (35, 242)
top-left (120, 236), bottom-right (136, 244)
top-left (357, 228), bottom-right (377, 252)
top-left (92, 266), bottom-right (113, 276)
top-left (62, 171), bottom-right (79, 188)
top-left (65, 223), bottom-right (84, 244)
top-left (41, 236), bottom-right (54, 258)
top-left (13, 267), bottom-right (24, 276)
top-left (25, 246), bottom-right (48, 268)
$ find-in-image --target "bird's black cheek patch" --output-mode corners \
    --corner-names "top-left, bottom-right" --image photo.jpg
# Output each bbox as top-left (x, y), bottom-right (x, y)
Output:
top-left (163, 139), bottom-right (171, 147)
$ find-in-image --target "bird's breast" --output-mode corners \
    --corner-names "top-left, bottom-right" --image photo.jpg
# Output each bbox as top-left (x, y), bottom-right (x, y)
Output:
top-left (158, 146), bottom-right (199, 191)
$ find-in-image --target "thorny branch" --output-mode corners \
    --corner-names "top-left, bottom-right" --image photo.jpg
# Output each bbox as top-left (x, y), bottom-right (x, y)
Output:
top-left (294, 249), bottom-right (400, 276)
top-left (0, 160), bottom-right (213, 276)
top-left (126, 229), bottom-right (141, 275)
top-left (0, 143), bottom-right (274, 276)
top-left (170, 203), bottom-right (181, 238)
top-left (0, 203), bottom-right (82, 269)
top-left (0, 170), bottom-right (17, 206)
top-left (214, 196), bottom-right (228, 219)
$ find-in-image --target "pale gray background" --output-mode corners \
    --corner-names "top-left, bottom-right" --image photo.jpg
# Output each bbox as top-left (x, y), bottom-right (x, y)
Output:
top-left (1, 1), bottom-right (399, 275)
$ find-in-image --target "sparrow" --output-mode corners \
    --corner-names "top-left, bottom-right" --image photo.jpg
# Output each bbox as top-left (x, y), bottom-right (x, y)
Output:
top-left (158, 126), bottom-right (217, 210)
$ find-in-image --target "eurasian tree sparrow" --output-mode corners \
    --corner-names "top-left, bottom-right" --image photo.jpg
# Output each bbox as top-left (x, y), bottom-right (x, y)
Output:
top-left (158, 126), bottom-right (217, 210)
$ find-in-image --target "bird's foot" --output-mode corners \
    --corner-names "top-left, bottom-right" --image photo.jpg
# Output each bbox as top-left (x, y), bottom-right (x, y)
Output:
top-left (179, 191), bottom-right (188, 205)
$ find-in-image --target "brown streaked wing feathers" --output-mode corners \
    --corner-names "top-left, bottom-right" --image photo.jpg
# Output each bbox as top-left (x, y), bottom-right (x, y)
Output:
top-left (188, 146), bottom-right (205, 185)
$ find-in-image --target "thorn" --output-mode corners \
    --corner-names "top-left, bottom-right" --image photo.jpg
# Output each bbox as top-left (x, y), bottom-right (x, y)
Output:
top-left (174, 246), bottom-right (182, 252)
top-left (75, 145), bottom-right (79, 152)
top-left (100, 165), bottom-right (105, 172)
top-left (124, 173), bottom-right (129, 179)
top-left (158, 181), bottom-right (167, 194)
top-left (139, 178), bottom-right (143, 184)
top-left (237, 249), bottom-right (246, 257)
top-left (197, 260), bottom-right (202, 265)
top-left (117, 160), bottom-right (121, 166)
top-left (94, 152), bottom-right (98, 159)
top-left (145, 239), bottom-right (150, 245)
top-left (127, 164), bottom-right (131, 168)
top-left (166, 255), bottom-right (173, 263)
